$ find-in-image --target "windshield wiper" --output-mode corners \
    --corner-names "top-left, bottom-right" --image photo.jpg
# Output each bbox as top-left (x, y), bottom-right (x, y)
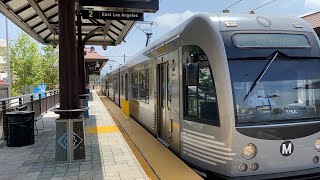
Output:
top-left (243, 52), bottom-right (279, 101)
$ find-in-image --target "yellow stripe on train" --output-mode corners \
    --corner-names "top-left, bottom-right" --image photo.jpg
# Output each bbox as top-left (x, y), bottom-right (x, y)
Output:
top-left (121, 98), bottom-right (130, 117)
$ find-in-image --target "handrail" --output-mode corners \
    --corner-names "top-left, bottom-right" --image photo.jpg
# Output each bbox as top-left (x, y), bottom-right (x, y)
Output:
top-left (0, 89), bottom-right (60, 140)
top-left (0, 89), bottom-right (59, 102)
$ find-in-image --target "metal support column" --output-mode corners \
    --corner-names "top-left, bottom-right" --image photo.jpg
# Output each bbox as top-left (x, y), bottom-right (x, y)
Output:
top-left (77, 12), bottom-right (86, 94)
top-left (58, 0), bottom-right (79, 115)
top-left (77, 11), bottom-right (89, 118)
top-left (56, 0), bottom-right (85, 163)
top-left (85, 64), bottom-right (90, 84)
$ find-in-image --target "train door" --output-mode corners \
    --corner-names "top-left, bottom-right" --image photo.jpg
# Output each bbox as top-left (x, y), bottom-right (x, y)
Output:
top-left (157, 62), bottom-right (171, 145)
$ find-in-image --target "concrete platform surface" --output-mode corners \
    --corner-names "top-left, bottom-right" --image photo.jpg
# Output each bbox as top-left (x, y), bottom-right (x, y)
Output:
top-left (99, 93), bottom-right (202, 180)
top-left (0, 92), bottom-right (148, 180)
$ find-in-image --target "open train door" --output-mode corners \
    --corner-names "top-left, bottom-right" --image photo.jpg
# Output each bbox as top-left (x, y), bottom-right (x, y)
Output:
top-left (157, 62), bottom-right (171, 146)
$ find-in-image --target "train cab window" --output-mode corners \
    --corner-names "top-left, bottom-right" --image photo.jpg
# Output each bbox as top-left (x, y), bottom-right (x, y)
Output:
top-left (183, 45), bottom-right (220, 126)
top-left (132, 72), bottom-right (138, 99)
top-left (229, 57), bottom-right (320, 126)
top-left (139, 69), bottom-right (149, 103)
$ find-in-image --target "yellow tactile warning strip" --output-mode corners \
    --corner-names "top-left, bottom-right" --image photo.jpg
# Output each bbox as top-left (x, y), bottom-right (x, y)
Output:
top-left (87, 125), bottom-right (120, 134)
top-left (121, 128), bottom-right (158, 180)
top-left (97, 92), bottom-right (158, 180)
top-left (98, 95), bottom-right (203, 180)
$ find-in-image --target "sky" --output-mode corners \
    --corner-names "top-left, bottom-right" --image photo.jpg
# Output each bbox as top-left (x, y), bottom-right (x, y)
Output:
top-left (0, 0), bottom-right (319, 75)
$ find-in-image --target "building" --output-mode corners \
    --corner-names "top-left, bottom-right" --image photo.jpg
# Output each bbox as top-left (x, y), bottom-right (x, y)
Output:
top-left (84, 47), bottom-right (108, 87)
top-left (302, 12), bottom-right (320, 37)
top-left (0, 39), bottom-right (8, 81)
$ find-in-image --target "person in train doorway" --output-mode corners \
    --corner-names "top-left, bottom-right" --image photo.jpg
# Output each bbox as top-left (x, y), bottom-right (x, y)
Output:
top-left (85, 83), bottom-right (91, 94)
top-left (247, 83), bottom-right (276, 109)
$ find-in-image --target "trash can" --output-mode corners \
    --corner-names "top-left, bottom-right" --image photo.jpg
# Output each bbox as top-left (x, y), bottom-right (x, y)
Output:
top-left (6, 111), bottom-right (35, 147)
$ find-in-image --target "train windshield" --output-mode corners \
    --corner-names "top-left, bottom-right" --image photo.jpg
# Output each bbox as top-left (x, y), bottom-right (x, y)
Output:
top-left (229, 57), bottom-right (320, 126)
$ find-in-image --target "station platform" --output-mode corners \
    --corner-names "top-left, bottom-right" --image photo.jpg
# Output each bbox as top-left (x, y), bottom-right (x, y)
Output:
top-left (0, 91), bottom-right (202, 180)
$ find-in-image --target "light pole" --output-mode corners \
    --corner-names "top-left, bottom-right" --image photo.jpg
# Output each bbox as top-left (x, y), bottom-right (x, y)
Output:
top-left (6, 18), bottom-right (11, 97)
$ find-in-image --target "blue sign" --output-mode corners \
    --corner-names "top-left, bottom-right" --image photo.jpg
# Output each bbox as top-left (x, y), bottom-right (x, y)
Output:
top-left (58, 132), bottom-right (83, 150)
top-left (58, 133), bottom-right (67, 150)
top-left (34, 83), bottom-right (46, 99)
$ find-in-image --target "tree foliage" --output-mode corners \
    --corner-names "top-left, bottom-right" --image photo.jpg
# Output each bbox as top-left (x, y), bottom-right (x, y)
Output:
top-left (41, 45), bottom-right (59, 90)
top-left (9, 33), bottom-right (59, 95)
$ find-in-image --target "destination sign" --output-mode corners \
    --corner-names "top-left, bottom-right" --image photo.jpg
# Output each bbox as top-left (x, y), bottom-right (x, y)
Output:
top-left (233, 34), bottom-right (310, 48)
top-left (79, 0), bottom-right (159, 13)
top-left (82, 10), bottom-right (144, 21)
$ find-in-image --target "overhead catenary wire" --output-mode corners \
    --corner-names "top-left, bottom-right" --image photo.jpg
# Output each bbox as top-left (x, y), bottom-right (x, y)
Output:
top-left (106, 16), bottom-right (149, 57)
top-left (107, 0), bottom-right (165, 57)
top-left (220, 0), bottom-right (244, 13)
top-left (249, 0), bottom-right (277, 12)
top-left (108, 56), bottom-right (131, 57)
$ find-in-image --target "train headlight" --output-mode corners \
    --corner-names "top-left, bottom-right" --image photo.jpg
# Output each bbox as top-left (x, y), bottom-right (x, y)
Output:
top-left (242, 144), bottom-right (257, 159)
top-left (315, 139), bottom-right (320, 151)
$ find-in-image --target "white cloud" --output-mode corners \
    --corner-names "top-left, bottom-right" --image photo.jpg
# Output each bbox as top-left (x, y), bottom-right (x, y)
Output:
top-left (305, 0), bottom-right (320, 8)
top-left (154, 10), bottom-right (199, 29)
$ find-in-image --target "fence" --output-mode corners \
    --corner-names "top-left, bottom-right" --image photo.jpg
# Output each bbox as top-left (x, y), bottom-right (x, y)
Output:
top-left (0, 90), bottom-right (59, 140)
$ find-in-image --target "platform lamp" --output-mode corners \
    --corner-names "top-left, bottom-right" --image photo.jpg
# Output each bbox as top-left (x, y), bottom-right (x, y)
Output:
top-left (95, 61), bottom-right (100, 69)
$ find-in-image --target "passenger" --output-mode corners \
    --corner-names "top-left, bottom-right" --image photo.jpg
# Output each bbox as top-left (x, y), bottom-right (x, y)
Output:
top-left (247, 83), bottom-right (276, 108)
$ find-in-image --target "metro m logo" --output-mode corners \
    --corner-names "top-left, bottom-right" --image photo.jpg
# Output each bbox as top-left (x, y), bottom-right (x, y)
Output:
top-left (280, 141), bottom-right (294, 156)
top-left (282, 144), bottom-right (292, 154)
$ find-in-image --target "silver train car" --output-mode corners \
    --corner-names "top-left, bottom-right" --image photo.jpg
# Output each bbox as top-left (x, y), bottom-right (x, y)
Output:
top-left (101, 13), bottom-right (320, 179)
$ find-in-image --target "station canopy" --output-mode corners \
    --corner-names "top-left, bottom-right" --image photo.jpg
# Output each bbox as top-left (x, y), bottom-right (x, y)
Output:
top-left (84, 47), bottom-right (108, 75)
top-left (0, 0), bottom-right (159, 46)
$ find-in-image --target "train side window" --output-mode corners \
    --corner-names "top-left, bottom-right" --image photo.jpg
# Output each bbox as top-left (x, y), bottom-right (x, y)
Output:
top-left (121, 75), bottom-right (124, 96)
top-left (132, 72), bottom-right (139, 99)
top-left (114, 77), bottom-right (117, 93)
top-left (139, 69), bottom-right (149, 103)
top-left (183, 45), bottom-right (220, 126)
top-left (167, 63), bottom-right (171, 110)
top-left (125, 74), bottom-right (129, 100)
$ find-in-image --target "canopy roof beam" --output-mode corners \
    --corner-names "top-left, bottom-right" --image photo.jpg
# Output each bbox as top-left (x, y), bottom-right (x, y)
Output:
top-left (116, 22), bottom-right (135, 44)
top-left (0, 0), bottom-right (145, 46)
top-left (0, 1), bottom-right (44, 43)
top-left (102, 20), bottom-right (112, 44)
top-left (15, 0), bottom-right (45, 15)
top-left (27, 0), bottom-right (57, 35)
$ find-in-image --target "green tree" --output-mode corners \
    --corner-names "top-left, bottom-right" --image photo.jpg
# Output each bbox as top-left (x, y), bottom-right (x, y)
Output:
top-left (41, 45), bottom-right (59, 90)
top-left (10, 33), bottom-right (42, 95)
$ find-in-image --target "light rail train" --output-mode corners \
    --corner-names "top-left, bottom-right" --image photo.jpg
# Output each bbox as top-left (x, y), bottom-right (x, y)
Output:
top-left (101, 13), bottom-right (320, 179)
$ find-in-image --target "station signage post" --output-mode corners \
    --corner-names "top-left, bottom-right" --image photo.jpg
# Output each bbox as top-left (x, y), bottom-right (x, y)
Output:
top-left (79, 0), bottom-right (159, 13)
top-left (82, 10), bottom-right (144, 21)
